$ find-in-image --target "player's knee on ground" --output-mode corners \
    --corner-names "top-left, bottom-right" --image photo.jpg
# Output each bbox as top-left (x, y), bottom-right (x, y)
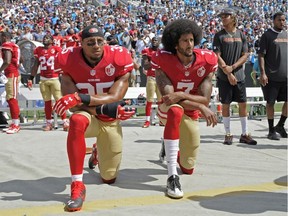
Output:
top-left (178, 155), bottom-right (195, 175)
top-left (101, 169), bottom-right (118, 184)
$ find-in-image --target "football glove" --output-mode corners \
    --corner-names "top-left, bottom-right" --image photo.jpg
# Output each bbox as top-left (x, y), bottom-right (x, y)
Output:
top-left (53, 92), bottom-right (82, 116)
top-left (96, 101), bottom-right (135, 120)
top-left (27, 80), bottom-right (33, 90)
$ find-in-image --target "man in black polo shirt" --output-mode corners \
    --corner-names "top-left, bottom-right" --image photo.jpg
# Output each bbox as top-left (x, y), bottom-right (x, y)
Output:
top-left (213, 8), bottom-right (257, 145)
top-left (258, 12), bottom-right (287, 140)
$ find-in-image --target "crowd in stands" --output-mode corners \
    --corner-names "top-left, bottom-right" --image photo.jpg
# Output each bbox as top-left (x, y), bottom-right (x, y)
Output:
top-left (0, 0), bottom-right (287, 59)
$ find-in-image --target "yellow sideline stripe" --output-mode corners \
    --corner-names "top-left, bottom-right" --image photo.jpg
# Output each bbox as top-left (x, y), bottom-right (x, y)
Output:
top-left (0, 181), bottom-right (286, 216)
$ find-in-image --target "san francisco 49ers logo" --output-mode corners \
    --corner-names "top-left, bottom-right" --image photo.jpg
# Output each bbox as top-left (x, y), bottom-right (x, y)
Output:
top-left (89, 28), bottom-right (99, 33)
top-left (197, 66), bottom-right (206, 77)
top-left (90, 69), bottom-right (96, 76)
top-left (105, 64), bottom-right (115, 76)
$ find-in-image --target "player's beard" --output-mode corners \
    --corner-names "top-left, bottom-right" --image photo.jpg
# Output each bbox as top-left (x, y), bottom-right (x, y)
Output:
top-left (177, 46), bottom-right (193, 57)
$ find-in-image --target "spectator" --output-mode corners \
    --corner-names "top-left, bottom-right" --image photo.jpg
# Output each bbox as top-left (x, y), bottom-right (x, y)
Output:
top-left (135, 34), bottom-right (146, 55)
top-left (33, 25), bottom-right (45, 42)
top-left (142, 28), bottom-right (151, 47)
top-left (121, 30), bottom-right (132, 50)
top-left (10, 30), bottom-right (17, 43)
top-left (58, 22), bottom-right (68, 37)
top-left (130, 48), bottom-right (141, 87)
top-left (19, 26), bottom-right (34, 41)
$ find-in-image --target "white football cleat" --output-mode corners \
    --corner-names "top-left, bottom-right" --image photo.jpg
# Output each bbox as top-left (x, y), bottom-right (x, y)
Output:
top-left (166, 175), bottom-right (184, 199)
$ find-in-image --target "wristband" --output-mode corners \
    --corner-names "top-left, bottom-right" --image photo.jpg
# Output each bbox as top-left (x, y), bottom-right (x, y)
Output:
top-left (95, 101), bottom-right (122, 118)
top-left (78, 93), bottom-right (90, 105)
top-left (29, 75), bottom-right (34, 80)
top-left (96, 104), bottom-right (104, 115)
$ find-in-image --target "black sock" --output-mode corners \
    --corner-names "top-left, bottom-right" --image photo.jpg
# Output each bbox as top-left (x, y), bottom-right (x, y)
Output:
top-left (268, 119), bottom-right (274, 133)
top-left (277, 115), bottom-right (287, 127)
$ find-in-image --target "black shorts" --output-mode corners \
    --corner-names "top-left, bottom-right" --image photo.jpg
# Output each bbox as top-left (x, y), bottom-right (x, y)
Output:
top-left (261, 80), bottom-right (287, 103)
top-left (217, 79), bottom-right (247, 104)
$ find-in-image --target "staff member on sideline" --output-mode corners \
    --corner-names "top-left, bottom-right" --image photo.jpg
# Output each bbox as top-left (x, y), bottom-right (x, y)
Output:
top-left (213, 8), bottom-right (257, 145)
top-left (258, 12), bottom-right (287, 140)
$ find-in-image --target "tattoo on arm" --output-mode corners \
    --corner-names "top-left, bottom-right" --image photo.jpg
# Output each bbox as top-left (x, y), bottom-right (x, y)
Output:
top-left (155, 69), bottom-right (174, 95)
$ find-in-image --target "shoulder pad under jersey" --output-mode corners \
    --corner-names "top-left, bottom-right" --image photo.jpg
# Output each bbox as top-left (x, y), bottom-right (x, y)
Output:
top-left (202, 50), bottom-right (218, 66)
top-left (111, 46), bottom-right (132, 66)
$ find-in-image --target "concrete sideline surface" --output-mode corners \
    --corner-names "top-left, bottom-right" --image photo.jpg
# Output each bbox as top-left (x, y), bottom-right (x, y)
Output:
top-left (0, 117), bottom-right (287, 216)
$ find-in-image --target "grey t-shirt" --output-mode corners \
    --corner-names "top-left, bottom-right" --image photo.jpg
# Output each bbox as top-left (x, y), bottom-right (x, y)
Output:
top-left (213, 29), bottom-right (248, 82)
top-left (258, 28), bottom-right (288, 81)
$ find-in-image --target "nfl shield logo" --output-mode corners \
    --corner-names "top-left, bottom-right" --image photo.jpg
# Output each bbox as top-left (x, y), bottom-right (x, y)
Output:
top-left (105, 64), bottom-right (115, 76)
top-left (184, 71), bottom-right (190, 77)
top-left (90, 69), bottom-right (96, 76)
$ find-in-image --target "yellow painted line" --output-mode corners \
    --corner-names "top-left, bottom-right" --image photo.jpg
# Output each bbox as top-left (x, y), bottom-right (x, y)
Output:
top-left (0, 181), bottom-right (286, 216)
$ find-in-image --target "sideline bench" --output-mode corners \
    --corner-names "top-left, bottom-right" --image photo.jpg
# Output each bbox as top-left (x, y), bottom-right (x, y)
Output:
top-left (125, 87), bottom-right (271, 122)
top-left (0, 86), bottom-right (275, 126)
top-left (0, 86), bottom-right (59, 127)
top-left (209, 87), bottom-right (268, 121)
